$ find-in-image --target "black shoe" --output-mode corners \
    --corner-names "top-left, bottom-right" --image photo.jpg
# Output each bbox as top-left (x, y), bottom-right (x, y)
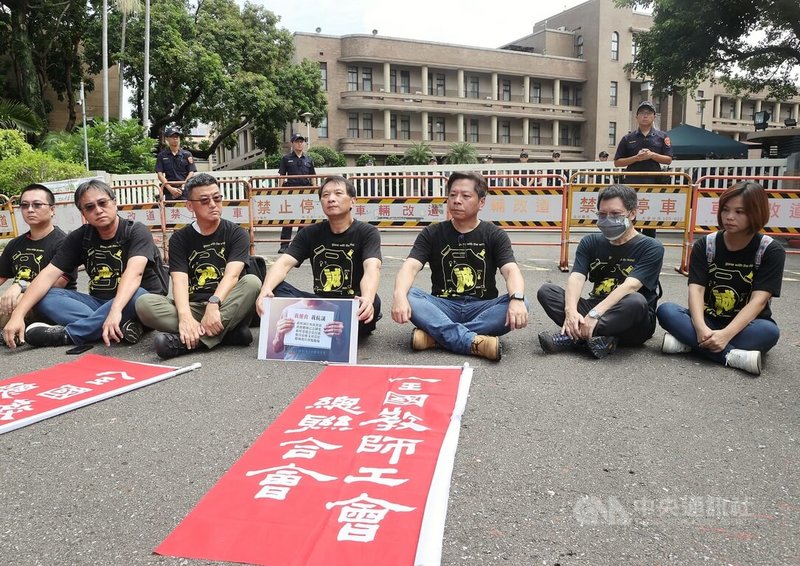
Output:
top-left (153, 332), bottom-right (192, 360)
top-left (121, 320), bottom-right (144, 344)
top-left (538, 331), bottom-right (582, 353)
top-left (222, 321), bottom-right (253, 346)
top-left (587, 335), bottom-right (618, 359)
top-left (25, 323), bottom-right (72, 347)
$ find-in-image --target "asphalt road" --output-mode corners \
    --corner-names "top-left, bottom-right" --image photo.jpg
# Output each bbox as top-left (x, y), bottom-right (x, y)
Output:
top-left (2, 230), bottom-right (799, 566)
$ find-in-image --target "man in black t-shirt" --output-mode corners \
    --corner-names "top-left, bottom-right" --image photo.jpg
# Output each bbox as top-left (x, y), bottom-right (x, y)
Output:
top-left (4, 180), bottom-right (166, 349)
top-left (257, 176), bottom-right (382, 338)
top-left (0, 184), bottom-right (76, 331)
top-left (391, 172), bottom-right (528, 361)
top-left (136, 173), bottom-right (261, 359)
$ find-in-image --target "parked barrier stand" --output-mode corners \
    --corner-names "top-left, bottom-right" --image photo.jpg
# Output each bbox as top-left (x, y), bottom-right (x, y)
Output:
top-left (0, 194), bottom-right (17, 238)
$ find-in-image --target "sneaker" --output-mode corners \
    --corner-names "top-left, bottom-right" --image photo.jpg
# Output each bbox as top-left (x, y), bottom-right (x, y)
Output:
top-left (222, 321), bottom-right (253, 346)
top-left (411, 328), bottom-right (439, 351)
top-left (471, 335), bottom-right (501, 361)
top-left (25, 323), bottom-right (72, 347)
top-left (538, 331), bottom-right (582, 353)
top-left (725, 349), bottom-right (762, 376)
top-left (587, 335), bottom-right (617, 359)
top-left (121, 320), bottom-right (144, 344)
top-left (153, 332), bottom-right (192, 360)
top-left (661, 333), bottom-right (691, 354)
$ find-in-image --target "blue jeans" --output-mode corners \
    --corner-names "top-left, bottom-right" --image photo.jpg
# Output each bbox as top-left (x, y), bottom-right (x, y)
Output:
top-left (35, 287), bottom-right (149, 345)
top-left (656, 302), bottom-right (780, 364)
top-left (407, 287), bottom-right (520, 354)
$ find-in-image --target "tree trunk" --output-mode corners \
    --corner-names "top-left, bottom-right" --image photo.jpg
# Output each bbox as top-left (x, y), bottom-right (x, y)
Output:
top-left (8, 0), bottom-right (47, 128)
top-left (63, 36), bottom-right (81, 131)
top-left (118, 13), bottom-right (127, 120)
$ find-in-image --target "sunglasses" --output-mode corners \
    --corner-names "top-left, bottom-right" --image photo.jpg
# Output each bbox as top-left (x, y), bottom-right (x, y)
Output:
top-left (80, 198), bottom-right (115, 213)
top-left (20, 201), bottom-right (52, 210)
top-left (189, 194), bottom-right (223, 206)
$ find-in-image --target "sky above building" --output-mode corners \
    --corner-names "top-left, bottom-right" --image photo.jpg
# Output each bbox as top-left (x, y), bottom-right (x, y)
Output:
top-left (253, 0), bottom-right (588, 48)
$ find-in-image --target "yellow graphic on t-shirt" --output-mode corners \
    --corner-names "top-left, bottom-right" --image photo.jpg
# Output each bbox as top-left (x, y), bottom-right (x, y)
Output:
top-left (196, 265), bottom-right (219, 287)
top-left (313, 245), bottom-right (354, 295)
top-left (453, 266), bottom-right (475, 293)
top-left (440, 245), bottom-right (486, 297)
top-left (594, 278), bottom-right (616, 295)
top-left (322, 266), bottom-right (343, 292)
top-left (12, 250), bottom-right (44, 281)
top-left (188, 248), bottom-right (226, 293)
top-left (712, 288), bottom-right (737, 315)
top-left (87, 244), bottom-right (124, 292)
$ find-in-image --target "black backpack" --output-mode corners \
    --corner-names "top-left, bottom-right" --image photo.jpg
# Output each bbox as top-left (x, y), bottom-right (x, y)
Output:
top-left (82, 218), bottom-right (170, 295)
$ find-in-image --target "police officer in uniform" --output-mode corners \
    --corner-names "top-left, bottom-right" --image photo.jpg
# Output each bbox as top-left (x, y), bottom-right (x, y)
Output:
top-left (277, 133), bottom-right (316, 253)
top-left (156, 127), bottom-right (197, 201)
top-left (614, 101), bottom-right (673, 237)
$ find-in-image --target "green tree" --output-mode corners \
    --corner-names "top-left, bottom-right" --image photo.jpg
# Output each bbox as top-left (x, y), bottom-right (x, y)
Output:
top-left (0, 128), bottom-right (33, 161)
top-left (41, 119), bottom-right (155, 174)
top-left (0, 99), bottom-right (42, 132)
top-left (109, 0), bottom-right (327, 156)
top-left (356, 154), bottom-right (375, 166)
top-left (403, 141), bottom-right (433, 165)
top-left (308, 146), bottom-right (346, 168)
top-left (618, 0), bottom-right (800, 99)
top-left (385, 154), bottom-right (403, 166)
top-left (445, 142), bottom-right (478, 165)
top-left (0, 151), bottom-right (85, 197)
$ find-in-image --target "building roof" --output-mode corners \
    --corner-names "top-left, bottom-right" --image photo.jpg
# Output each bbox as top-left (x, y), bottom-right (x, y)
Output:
top-left (666, 123), bottom-right (750, 159)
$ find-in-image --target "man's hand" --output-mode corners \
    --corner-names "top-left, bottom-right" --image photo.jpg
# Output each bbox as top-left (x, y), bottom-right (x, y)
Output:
top-left (201, 304), bottom-right (224, 337)
top-left (356, 296), bottom-right (374, 324)
top-left (578, 316), bottom-right (599, 340)
top-left (561, 310), bottom-right (583, 340)
top-left (697, 328), bottom-right (730, 353)
top-left (0, 284), bottom-right (22, 317)
top-left (391, 295), bottom-right (412, 324)
top-left (505, 300), bottom-right (528, 330)
top-left (101, 309), bottom-right (124, 346)
top-left (3, 313), bottom-right (26, 348)
top-left (178, 316), bottom-right (205, 350)
top-left (255, 288), bottom-right (274, 317)
top-left (323, 321), bottom-right (344, 337)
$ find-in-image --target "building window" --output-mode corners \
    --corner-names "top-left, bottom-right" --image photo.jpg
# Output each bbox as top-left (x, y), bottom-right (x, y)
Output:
top-left (435, 73), bottom-right (446, 96)
top-left (466, 75), bottom-right (480, 98)
top-left (728, 101), bottom-right (736, 119)
top-left (610, 81), bottom-right (618, 106)
top-left (499, 121), bottom-right (511, 143)
top-left (362, 113), bottom-right (373, 139)
top-left (390, 70), bottom-right (397, 93)
top-left (575, 86), bottom-right (583, 107)
top-left (320, 62), bottom-right (328, 91)
top-left (348, 113), bottom-right (359, 138)
top-left (318, 116), bottom-right (328, 138)
top-left (631, 36), bottom-right (638, 60)
top-left (468, 119), bottom-right (479, 143)
top-left (362, 67), bottom-right (373, 92)
top-left (575, 35), bottom-right (584, 58)
top-left (390, 116), bottom-right (397, 139)
top-left (561, 85), bottom-right (570, 106)
top-left (530, 122), bottom-right (541, 145)
top-left (611, 31), bottom-right (619, 61)
top-left (347, 66), bottom-right (358, 91)
top-left (531, 82), bottom-right (541, 104)
top-left (571, 125), bottom-right (581, 147)
top-left (501, 80), bottom-right (511, 101)
top-left (434, 117), bottom-right (445, 141)
top-left (608, 121), bottom-right (617, 146)
top-left (399, 115), bottom-right (411, 140)
top-left (400, 70), bottom-right (411, 94)
top-left (559, 125), bottom-right (570, 146)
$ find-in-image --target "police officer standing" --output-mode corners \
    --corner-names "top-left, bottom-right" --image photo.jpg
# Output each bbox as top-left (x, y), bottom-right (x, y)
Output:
top-left (277, 133), bottom-right (316, 253)
top-left (614, 101), bottom-right (673, 237)
top-left (156, 127), bottom-right (197, 201)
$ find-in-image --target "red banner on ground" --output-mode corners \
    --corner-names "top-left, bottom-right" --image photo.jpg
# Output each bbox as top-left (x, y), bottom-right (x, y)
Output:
top-left (0, 354), bottom-right (200, 434)
top-left (156, 363), bottom-right (473, 566)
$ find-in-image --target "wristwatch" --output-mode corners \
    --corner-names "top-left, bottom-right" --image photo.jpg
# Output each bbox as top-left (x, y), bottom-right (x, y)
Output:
top-left (208, 295), bottom-right (222, 306)
top-left (509, 292), bottom-right (525, 301)
top-left (587, 308), bottom-right (602, 320)
top-left (16, 280), bottom-right (29, 293)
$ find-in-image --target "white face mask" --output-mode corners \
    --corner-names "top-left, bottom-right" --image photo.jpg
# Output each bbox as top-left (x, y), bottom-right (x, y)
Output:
top-left (597, 214), bottom-right (630, 241)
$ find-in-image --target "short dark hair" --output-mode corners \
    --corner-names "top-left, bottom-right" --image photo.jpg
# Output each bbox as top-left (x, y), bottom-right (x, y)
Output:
top-left (20, 183), bottom-right (55, 206)
top-left (184, 173), bottom-right (219, 198)
top-left (318, 175), bottom-right (356, 198)
top-left (717, 181), bottom-right (770, 233)
top-left (74, 179), bottom-right (115, 208)
top-left (446, 171), bottom-right (488, 199)
top-left (598, 184), bottom-right (638, 212)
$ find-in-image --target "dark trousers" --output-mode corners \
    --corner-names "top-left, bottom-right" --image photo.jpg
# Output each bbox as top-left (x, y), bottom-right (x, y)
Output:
top-left (536, 283), bottom-right (655, 346)
top-left (273, 281), bottom-right (381, 337)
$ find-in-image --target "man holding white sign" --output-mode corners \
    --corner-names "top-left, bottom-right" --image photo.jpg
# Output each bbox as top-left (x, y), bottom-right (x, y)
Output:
top-left (256, 176), bottom-right (382, 338)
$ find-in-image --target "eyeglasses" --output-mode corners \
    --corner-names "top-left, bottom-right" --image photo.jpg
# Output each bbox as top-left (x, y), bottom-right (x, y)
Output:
top-left (20, 201), bottom-right (51, 210)
top-left (595, 211), bottom-right (629, 220)
top-left (80, 198), bottom-right (115, 213)
top-left (189, 194), bottom-right (223, 206)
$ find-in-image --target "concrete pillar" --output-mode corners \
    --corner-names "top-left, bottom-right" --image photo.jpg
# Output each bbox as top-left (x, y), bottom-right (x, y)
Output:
top-left (383, 62), bottom-right (391, 92)
top-left (384, 109), bottom-right (391, 140)
top-left (457, 113), bottom-right (465, 142)
top-left (713, 95), bottom-right (721, 118)
top-left (523, 76), bottom-right (530, 104)
top-left (421, 66), bottom-right (429, 95)
top-left (491, 72), bottom-right (498, 100)
top-left (774, 102), bottom-right (781, 123)
top-left (553, 79), bottom-right (561, 105)
top-left (735, 98), bottom-right (742, 120)
top-left (552, 120), bottom-right (560, 146)
top-left (755, 99), bottom-right (762, 114)
top-left (491, 116), bottom-right (498, 144)
top-left (457, 69), bottom-right (464, 98)
top-left (522, 118), bottom-right (529, 146)
top-left (794, 103), bottom-right (800, 120)
top-left (421, 111), bottom-right (429, 141)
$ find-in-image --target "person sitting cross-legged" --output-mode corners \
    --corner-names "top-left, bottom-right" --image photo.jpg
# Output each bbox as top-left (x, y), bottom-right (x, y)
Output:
top-left (136, 173), bottom-right (260, 359)
top-left (391, 171), bottom-right (529, 361)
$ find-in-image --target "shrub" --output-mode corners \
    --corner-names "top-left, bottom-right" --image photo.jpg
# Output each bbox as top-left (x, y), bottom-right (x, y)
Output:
top-left (0, 151), bottom-right (86, 197)
top-left (0, 129), bottom-right (33, 161)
